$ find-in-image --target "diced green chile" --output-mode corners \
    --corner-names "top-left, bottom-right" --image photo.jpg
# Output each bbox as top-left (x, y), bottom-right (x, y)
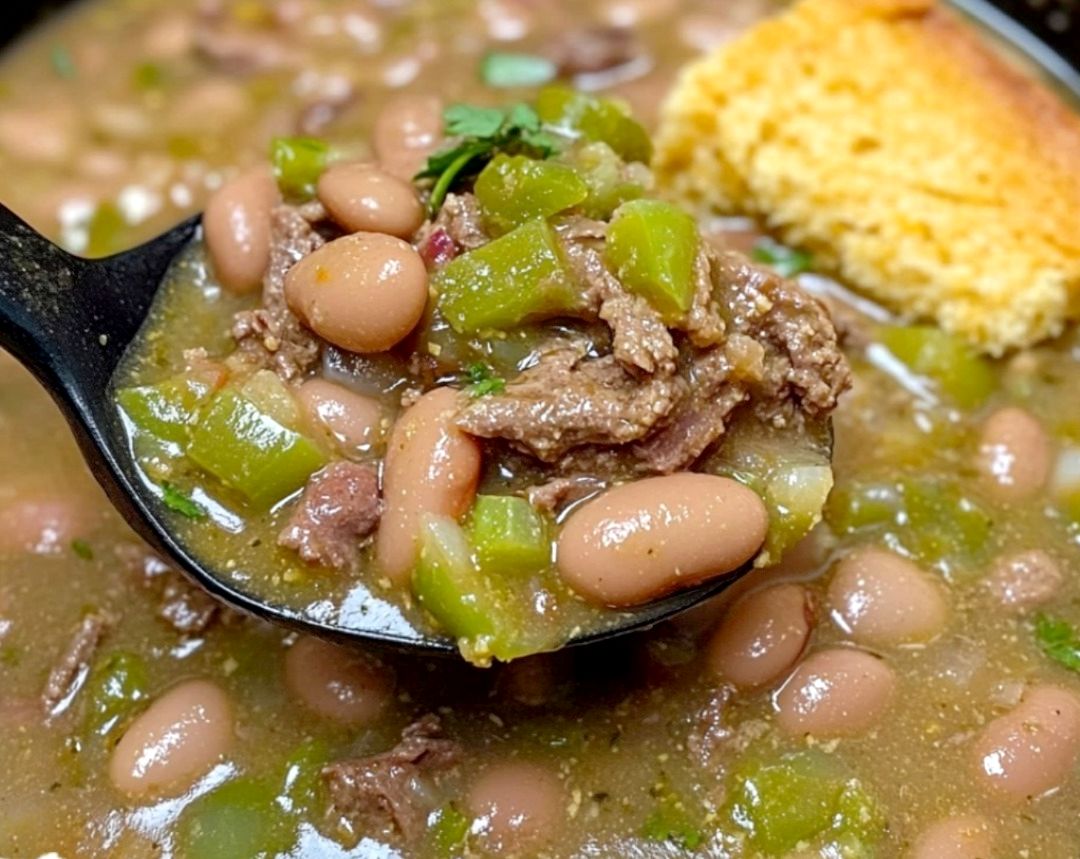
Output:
top-left (536, 86), bottom-right (652, 164)
top-left (82, 650), bottom-right (149, 738)
top-left (474, 154), bottom-right (588, 234)
top-left (270, 136), bottom-right (330, 199)
top-left (187, 389), bottom-right (327, 506)
top-left (435, 219), bottom-right (584, 333)
top-left (412, 515), bottom-right (531, 663)
top-left (117, 372), bottom-right (219, 445)
top-left (469, 495), bottom-right (550, 574)
top-left (565, 141), bottom-right (646, 220)
top-left (175, 776), bottom-right (290, 859)
top-left (725, 750), bottom-right (884, 855)
top-left (879, 325), bottom-right (995, 408)
top-left (606, 199), bottom-right (700, 321)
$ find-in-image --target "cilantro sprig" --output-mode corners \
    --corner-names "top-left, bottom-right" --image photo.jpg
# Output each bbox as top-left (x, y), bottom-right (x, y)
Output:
top-left (464, 363), bottom-right (506, 398)
top-left (1034, 613), bottom-right (1080, 672)
top-left (751, 238), bottom-right (813, 278)
top-left (416, 103), bottom-right (558, 214)
top-left (161, 482), bottom-right (205, 520)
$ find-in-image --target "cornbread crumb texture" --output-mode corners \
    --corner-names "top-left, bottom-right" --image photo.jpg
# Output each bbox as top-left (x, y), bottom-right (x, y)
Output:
top-left (655, 0), bottom-right (1080, 354)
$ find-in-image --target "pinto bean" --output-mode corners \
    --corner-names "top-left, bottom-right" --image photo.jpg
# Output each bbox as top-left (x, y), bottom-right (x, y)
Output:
top-left (203, 166), bottom-right (279, 294)
top-left (467, 761), bottom-right (564, 851)
top-left (297, 378), bottom-right (384, 455)
top-left (556, 474), bottom-right (767, 607)
top-left (977, 407), bottom-right (1051, 502)
top-left (909, 814), bottom-right (994, 859)
top-left (972, 684), bottom-right (1080, 801)
top-left (775, 648), bottom-right (896, 737)
top-left (985, 549), bottom-right (1063, 611)
top-left (705, 583), bottom-right (813, 689)
top-left (373, 94), bottom-right (443, 181)
top-left (375, 388), bottom-right (482, 584)
top-left (317, 162), bottom-right (424, 239)
top-left (109, 679), bottom-right (232, 796)
top-left (284, 636), bottom-right (394, 725)
top-left (284, 232), bottom-right (428, 353)
top-left (0, 492), bottom-right (94, 555)
top-left (827, 547), bottom-right (948, 646)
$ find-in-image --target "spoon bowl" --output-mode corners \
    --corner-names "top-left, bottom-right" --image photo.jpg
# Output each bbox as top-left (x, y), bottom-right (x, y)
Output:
top-left (0, 204), bottom-right (764, 655)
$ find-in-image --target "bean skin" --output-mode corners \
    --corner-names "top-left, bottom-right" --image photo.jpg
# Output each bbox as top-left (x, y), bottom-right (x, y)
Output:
top-left (556, 473), bottom-right (767, 607)
top-left (467, 761), bottom-right (564, 851)
top-left (297, 378), bottom-right (384, 455)
top-left (977, 407), bottom-right (1051, 502)
top-left (317, 162), bottom-right (424, 239)
top-left (375, 388), bottom-right (482, 584)
top-left (284, 231), bottom-right (428, 353)
top-left (985, 549), bottom-right (1063, 611)
top-left (775, 648), bottom-right (896, 737)
top-left (284, 636), bottom-right (394, 725)
top-left (0, 492), bottom-right (94, 555)
top-left (204, 166), bottom-right (279, 294)
top-left (373, 94), bottom-right (443, 181)
top-left (972, 684), bottom-right (1080, 801)
top-left (705, 583), bottom-right (813, 689)
top-left (827, 547), bottom-right (948, 647)
top-left (109, 679), bottom-right (233, 797)
top-left (909, 814), bottom-right (994, 859)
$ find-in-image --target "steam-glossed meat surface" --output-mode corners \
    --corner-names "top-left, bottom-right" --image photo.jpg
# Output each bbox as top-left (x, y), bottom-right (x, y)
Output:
top-left (279, 462), bottom-right (382, 570)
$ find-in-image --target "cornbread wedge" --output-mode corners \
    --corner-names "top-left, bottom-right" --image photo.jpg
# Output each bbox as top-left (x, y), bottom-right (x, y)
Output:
top-left (654, 0), bottom-right (1080, 354)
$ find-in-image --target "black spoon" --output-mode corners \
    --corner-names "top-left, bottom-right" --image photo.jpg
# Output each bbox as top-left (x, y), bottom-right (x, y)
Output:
top-left (0, 205), bottom-right (767, 655)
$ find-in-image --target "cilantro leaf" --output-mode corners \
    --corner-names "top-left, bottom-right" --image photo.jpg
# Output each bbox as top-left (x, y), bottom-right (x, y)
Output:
top-left (417, 101), bottom-right (562, 213)
top-left (1035, 614), bottom-right (1080, 672)
top-left (443, 104), bottom-right (505, 138)
top-left (751, 238), bottom-right (813, 278)
top-left (465, 363), bottom-right (506, 398)
top-left (161, 483), bottom-right (205, 520)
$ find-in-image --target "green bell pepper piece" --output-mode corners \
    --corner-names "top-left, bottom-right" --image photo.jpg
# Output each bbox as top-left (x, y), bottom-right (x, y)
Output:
top-left (761, 463), bottom-right (833, 563)
top-left (469, 495), bottom-right (550, 574)
top-left (426, 803), bottom-right (470, 857)
top-left (175, 776), bottom-right (290, 859)
top-left (565, 141), bottom-right (646, 220)
top-left (117, 371), bottom-right (221, 445)
top-left (82, 650), bottom-right (149, 738)
top-left (879, 325), bottom-right (995, 409)
top-left (435, 218), bottom-right (584, 334)
top-left (474, 154), bottom-right (588, 235)
top-left (606, 199), bottom-right (700, 321)
top-left (725, 750), bottom-right (884, 856)
top-left (271, 136), bottom-right (330, 200)
top-left (536, 86), bottom-right (652, 164)
top-left (413, 515), bottom-right (531, 664)
top-left (187, 389), bottom-right (327, 506)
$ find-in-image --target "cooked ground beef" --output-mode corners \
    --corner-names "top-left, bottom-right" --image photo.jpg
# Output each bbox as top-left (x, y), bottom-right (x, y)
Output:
top-left (278, 462), bottom-right (382, 570)
top-left (457, 340), bottom-right (687, 461)
top-left (232, 204), bottom-right (326, 380)
top-left (119, 543), bottom-right (222, 634)
top-left (41, 612), bottom-right (112, 717)
top-left (322, 714), bottom-right (460, 840)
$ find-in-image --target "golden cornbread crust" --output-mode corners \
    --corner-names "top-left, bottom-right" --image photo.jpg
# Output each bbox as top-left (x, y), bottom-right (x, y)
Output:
top-left (654, 0), bottom-right (1080, 354)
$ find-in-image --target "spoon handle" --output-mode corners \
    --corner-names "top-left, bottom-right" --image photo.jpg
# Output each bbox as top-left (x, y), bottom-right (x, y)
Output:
top-left (0, 204), bottom-right (197, 420)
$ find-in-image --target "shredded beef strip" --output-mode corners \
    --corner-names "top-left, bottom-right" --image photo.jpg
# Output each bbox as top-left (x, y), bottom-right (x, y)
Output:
top-left (414, 192), bottom-right (488, 255)
top-left (231, 204), bottom-right (326, 381)
top-left (558, 223), bottom-right (678, 375)
top-left (526, 475), bottom-right (608, 514)
top-left (118, 543), bottom-right (221, 634)
top-left (713, 249), bottom-right (850, 424)
top-left (546, 26), bottom-right (643, 77)
top-left (278, 462), bottom-right (382, 570)
top-left (322, 714), bottom-right (460, 840)
top-left (42, 612), bottom-right (112, 717)
top-left (457, 340), bottom-right (686, 462)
